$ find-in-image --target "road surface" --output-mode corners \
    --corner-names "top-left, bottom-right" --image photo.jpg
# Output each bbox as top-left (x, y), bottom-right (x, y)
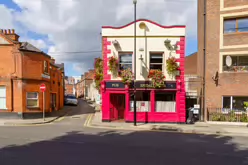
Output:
top-left (0, 100), bottom-right (247, 165)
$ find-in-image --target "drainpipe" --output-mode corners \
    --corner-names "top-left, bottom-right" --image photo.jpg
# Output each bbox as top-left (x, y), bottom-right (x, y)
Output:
top-left (10, 46), bottom-right (18, 112)
top-left (203, 0), bottom-right (207, 121)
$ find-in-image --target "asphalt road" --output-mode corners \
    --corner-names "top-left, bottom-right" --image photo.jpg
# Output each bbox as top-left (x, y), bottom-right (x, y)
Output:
top-left (0, 100), bottom-right (248, 165)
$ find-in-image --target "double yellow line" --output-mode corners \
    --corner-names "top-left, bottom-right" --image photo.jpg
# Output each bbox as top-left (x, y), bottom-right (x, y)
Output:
top-left (84, 114), bottom-right (94, 127)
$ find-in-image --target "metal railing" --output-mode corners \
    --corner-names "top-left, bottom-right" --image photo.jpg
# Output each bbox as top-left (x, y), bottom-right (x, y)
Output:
top-left (207, 107), bottom-right (248, 122)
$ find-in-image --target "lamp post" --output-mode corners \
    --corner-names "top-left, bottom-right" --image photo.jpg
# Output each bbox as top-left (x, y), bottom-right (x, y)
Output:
top-left (133, 0), bottom-right (137, 126)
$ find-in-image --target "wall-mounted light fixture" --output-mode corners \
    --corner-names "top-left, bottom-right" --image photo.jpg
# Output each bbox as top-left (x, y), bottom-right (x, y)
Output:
top-left (164, 39), bottom-right (178, 51)
top-left (139, 48), bottom-right (144, 52)
top-left (112, 40), bottom-right (119, 45)
top-left (139, 54), bottom-right (143, 75)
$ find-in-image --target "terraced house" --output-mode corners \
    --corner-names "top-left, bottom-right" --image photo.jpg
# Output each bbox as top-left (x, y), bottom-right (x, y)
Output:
top-left (0, 29), bottom-right (64, 119)
top-left (198, 0), bottom-right (248, 120)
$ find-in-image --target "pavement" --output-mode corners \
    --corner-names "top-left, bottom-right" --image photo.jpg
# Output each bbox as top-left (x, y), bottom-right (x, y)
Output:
top-left (0, 100), bottom-right (248, 165)
top-left (0, 105), bottom-right (74, 126)
top-left (88, 111), bottom-right (248, 137)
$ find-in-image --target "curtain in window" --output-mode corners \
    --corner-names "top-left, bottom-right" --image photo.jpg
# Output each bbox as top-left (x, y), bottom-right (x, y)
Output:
top-left (0, 86), bottom-right (6, 109)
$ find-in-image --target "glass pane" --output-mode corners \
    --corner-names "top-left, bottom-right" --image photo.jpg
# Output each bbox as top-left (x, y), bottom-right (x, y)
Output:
top-left (136, 91), bottom-right (150, 101)
top-left (232, 96), bottom-right (248, 111)
top-left (119, 54), bottom-right (132, 64)
top-left (150, 54), bottom-right (163, 63)
top-left (223, 97), bottom-right (231, 108)
top-left (0, 98), bottom-right (6, 109)
top-left (224, 19), bottom-right (236, 33)
top-left (238, 56), bottom-right (248, 66)
top-left (27, 99), bottom-right (38, 107)
top-left (150, 64), bottom-right (162, 70)
top-left (119, 64), bottom-right (132, 70)
top-left (155, 93), bottom-right (176, 101)
top-left (27, 93), bottom-right (38, 99)
top-left (238, 18), bottom-right (248, 32)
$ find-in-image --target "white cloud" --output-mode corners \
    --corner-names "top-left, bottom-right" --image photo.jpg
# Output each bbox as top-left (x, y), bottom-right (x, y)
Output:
top-left (2, 0), bottom-right (197, 75)
top-left (25, 38), bottom-right (48, 50)
top-left (0, 4), bottom-right (15, 28)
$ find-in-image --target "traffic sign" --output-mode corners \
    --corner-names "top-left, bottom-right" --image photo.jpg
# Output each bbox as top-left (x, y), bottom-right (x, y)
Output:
top-left (40, 83), bottom-right (46, 92)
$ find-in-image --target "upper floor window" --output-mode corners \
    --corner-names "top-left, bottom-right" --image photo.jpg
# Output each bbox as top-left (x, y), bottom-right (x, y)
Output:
top-left (44, 61), bottom-right (48, 73)
top-left (119, 53), bottom-right (132, 71)
top-left (150, 53), bottom-right (163, 70)
top-left (224, 17), bottom-right (248, 34)
top-left (223, 55), bottom-right (248, 72)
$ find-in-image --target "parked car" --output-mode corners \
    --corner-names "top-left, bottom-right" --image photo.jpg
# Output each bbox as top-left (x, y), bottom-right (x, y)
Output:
top-left (65, 95), bottom-right (78, 106)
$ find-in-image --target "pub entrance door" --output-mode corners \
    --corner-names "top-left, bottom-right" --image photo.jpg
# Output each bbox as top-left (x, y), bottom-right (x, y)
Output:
top-left (110, 94), bottom-right (125, 121)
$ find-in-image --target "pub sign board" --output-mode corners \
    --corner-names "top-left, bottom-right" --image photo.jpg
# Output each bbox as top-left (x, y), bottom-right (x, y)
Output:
top-left (134, 81), bottom-right (176, 89)
top-left (105, 81), bottom-right (176, 89)
top-left (106, 82), bottom-right (125, 89)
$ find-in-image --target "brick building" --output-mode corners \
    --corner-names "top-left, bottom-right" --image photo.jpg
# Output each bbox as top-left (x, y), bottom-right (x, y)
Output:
top-left (64, 76), bottom-right (75, 96)
top-left (198, 0), bottom-right (248, 119)
top-left (0, 29), bottom-right (64, 118)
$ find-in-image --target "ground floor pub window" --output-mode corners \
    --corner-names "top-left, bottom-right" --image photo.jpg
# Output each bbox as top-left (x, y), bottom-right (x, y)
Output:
top-left (130, 91), bottom-right (150, 112)
top-left (223, 96), bottom-right (248, 112)
top-left (155, 92), bottom-right (176, 112)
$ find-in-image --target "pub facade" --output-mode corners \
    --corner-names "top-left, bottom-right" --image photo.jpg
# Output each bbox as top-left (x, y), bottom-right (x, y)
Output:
top-left (101, 19), bottom-right (186, 123)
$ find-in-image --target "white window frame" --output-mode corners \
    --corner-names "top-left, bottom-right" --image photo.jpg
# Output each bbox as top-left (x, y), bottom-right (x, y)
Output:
top-left (44, 61), bottom-right (48, 73)
top-left (26, 92), bottom-right (39, 108)
top-left (222, 96), bottom-right (248, 113)
top-left (119, 52), bottom-right (133, 72)
top-left (0, 86), bottom-right (7, 109)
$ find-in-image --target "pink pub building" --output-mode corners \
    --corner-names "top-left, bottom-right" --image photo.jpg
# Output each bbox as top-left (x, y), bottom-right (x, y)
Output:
top-left (101, 19), bottom-right (186, 123)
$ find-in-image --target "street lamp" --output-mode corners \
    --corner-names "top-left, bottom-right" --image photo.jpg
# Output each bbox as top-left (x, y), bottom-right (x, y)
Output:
top-left (133, 0), bottom-right (137, 126)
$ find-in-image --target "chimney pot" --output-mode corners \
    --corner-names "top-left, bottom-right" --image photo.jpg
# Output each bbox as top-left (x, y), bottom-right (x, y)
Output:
top-left (4, 30), bottom-right (7, 34)
top-left (0, 29), bottom-right (3, 33)
top-left (12, 29), bottom-right (15, 34)
top-left (7, 29), bottom-right (11, 34)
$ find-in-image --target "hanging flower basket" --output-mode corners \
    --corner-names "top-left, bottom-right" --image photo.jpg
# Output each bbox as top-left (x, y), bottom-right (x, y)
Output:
top-left (108, 56), bottom-right (118, 73)
top-left (120, 68), bottom-right (134, 85)
top-left (166, 57), bottom-right (179, 77)
top-left (94, 58), bottom-right (103, 91)
top-left (148, 70), bottom-right (165, 88)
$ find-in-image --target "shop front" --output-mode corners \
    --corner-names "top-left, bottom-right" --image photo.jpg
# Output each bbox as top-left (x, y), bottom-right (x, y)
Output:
top-left (101, 80), bottom-right (186, 123)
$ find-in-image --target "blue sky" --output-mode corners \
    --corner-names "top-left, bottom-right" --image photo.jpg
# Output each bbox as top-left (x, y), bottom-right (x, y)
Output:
top-left (1, 0), bottom-right (197, 76)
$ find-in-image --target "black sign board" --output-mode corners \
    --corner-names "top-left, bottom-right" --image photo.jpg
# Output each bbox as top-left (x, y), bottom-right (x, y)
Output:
top-left (106, 82), bottom-right (125, 89)
top-left (133, 81), bottom-right (177, 89)
top-left (105, 81), bottom-right (176, 89)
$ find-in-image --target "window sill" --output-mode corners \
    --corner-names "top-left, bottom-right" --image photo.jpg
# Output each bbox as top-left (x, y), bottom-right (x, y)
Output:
top-left (222, 71), bottom-right (248, 73)
top-left (27, 107), bottom-right (40, 110)
top-left (224, 32), bottom-right (248, 35)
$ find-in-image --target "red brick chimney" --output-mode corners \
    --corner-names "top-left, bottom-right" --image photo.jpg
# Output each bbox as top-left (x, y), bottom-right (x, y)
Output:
top-left (50, 58), bottom-right (55, 64)
top-left (1, 29), bottom-right (20, 41)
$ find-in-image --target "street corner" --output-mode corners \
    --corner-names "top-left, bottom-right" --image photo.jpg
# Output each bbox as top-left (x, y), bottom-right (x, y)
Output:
top-left (1, 114), bottom-right (68, 127)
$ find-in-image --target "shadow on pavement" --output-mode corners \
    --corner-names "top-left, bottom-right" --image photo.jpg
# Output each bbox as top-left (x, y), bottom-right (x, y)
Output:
top-left (0, 129), bottom-right (247, 165)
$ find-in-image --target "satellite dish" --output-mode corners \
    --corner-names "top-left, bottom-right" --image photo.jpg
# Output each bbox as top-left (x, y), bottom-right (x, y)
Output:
top-left (226, 56), bottom-right (232, 67)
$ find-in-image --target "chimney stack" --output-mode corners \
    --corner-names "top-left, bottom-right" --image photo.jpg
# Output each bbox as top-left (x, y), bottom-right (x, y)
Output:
top-left (1, 29), bottom-right (19, 41)
top-left (51, 58), bottom-right (55, 64)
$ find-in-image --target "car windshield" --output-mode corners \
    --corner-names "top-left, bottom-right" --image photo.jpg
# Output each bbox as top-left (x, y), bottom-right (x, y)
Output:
top-left (67, 95), bottom-right (76, 99)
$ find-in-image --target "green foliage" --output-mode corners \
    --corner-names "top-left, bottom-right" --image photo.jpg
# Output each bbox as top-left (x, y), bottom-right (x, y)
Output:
top-left (166, 56), bottom-right (179, 77)
top-left (120, 68), bottom-right (133, 85)
top-left (94, 58), bottom-right (103, 91)
top-left (148, 70), bottom-right (165, 88)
